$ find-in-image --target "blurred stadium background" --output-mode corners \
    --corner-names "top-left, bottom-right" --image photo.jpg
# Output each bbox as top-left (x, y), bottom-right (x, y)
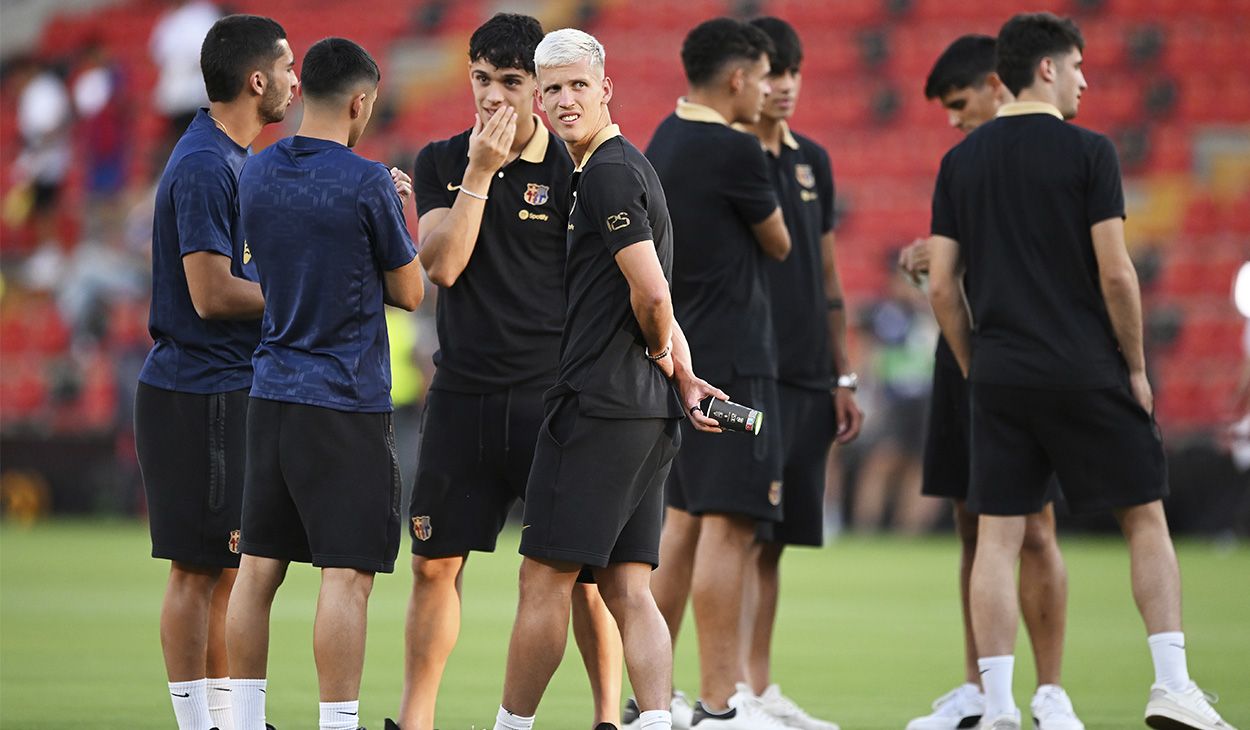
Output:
top-left (1, 0), bottom-right (1247, 534)
top-left (0, 0), bottom-right (1247, 726)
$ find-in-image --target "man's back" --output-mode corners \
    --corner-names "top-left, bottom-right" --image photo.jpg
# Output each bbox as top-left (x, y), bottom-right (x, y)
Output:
top-left (931, 104), bottom-right (1125, 389)
top-left (239, 135), bottom-right (416, 412)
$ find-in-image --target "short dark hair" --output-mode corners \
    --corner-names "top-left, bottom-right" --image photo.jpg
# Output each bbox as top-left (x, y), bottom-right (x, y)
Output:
top-left (681, 18), bottom-right (775, 87)
top-left (750, 17), bottom-right (803, 75)
top-left (200, 15), bottom-right (287, 103)
top-left (468, 13), bottom-right (544, 75)
top-left (924, 35), bottom-right (996, 100)
top-left (996, 13), bottom-right (1085, 96)
top-left (300, 37), bottom-right (381, 102)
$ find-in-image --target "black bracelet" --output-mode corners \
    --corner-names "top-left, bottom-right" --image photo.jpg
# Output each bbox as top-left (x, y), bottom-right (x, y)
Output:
top-left (645, 346), bottom-right (671, 361)
top-left (826, 298), bottom-right (845, 310)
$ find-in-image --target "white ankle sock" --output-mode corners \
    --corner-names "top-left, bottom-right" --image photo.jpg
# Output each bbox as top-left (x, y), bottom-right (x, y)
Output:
top-left (206, 677), bottom-right (233, 730)
top-left (493, 706), bottom-right (535, 730)
top-left (639, 709), bottom-right (673, 729)
top-left (978, 655), bottom-right (1017, 717)
top-left (320, 700), bottom-right (360, 730)
top-left (169, 679), bottom-right (212, 730)
top-left (1147, 632), bottom-right (1191, 692)
top-left (231, 678), bottom-right (267, 730)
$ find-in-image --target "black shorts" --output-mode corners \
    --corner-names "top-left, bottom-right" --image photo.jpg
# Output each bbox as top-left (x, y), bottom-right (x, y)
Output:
top-left (969, 378), bottom-right (1168, 516)
top-left (240, 398), bottom-right (402, 573)
top-left (520, 395), bottom-right (681, 568)
top-left (135, 383), bottom-right (248, 568)
top-left (759, 384), bottom-right (835, 546)
top-left (409, 385), bottom-right (545, 557)
top-left (922, 359), bottom-right (971, 499)
top-left (667, 376), bottom-right (783, 521)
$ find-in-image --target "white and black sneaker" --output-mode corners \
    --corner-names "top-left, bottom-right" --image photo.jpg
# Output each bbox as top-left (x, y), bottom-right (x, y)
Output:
top-left (690, 689), bottom-right (788, 729)
top-left (623, 691), bottom-right (694, 730)
top-left (907, 684), bottom-right (985, 730)
top-left (753, 683), bottom-right (839, 730)
top-left (1145, 682), bottom-right (1238, 730)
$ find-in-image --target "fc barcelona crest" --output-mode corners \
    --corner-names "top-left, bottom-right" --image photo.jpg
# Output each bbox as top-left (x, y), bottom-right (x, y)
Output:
top-left (524, 183), bottom-right (549, 206)
top-left (795, 164), bottom-right (816, 189)
top-left (412, 515), bottom-right (433, 541)
top-left (229, 529), bottom-right (241, 554)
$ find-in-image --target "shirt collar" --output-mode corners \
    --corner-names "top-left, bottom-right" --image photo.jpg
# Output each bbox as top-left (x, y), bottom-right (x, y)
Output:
top-left (675, 97), bottom-right (730, 126)
top-left (573, 124), bottom-right (621, 172)
top-left (518, 115), bottom-right (549, 163)
top-left (730, 120), bottom-right (800, 153)
top-left (996, 101), bottom-right (1064, 120)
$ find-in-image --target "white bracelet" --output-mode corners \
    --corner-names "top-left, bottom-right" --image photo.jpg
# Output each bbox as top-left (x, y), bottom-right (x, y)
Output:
top-left (456, 185), bottom-right (488, 201)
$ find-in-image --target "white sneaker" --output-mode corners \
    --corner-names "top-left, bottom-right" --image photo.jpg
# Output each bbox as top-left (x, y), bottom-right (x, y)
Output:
top-left (1030, 685), bottom-right (1084, 730)
top-left (978, 708), bottom-right (1021, 730)
top-left (906, 684), bottom-right (986, 730)
top-left (752, 683), bottom-right (839, 730)
top-left (690, 689), bottom-right (789, 729)
top-left (1145, 682), bottom-right (1238, 730)
top-left (623, 691), bottom-right (695, 730)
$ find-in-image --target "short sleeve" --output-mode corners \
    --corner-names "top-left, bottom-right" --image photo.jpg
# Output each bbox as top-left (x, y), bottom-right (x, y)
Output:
top-left (930, 151), bottom-right (959, 240)
top-left (172, 152), bottom-right (236, 258)
top-left (723, 133), bottom-right (778, 225)
top-left (812, 145), bottom-right (836, 234)
top-left (1086, 135), bottom-right (1126, 226)
top-left (360, 165), bottom-right (418, 271)
top-left (413, 142), bottom-right (453, 216)
top-left (581, 163), bottom-right (654, 255)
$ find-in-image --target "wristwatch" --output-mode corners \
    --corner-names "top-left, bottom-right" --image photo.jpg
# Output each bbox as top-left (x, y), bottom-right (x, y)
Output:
top-left (835, 373), bottom-right (859, 392)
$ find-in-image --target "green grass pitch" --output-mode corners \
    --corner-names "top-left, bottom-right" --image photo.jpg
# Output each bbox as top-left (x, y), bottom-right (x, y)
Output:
top-left (1, 521), bottom-right (1246, 729)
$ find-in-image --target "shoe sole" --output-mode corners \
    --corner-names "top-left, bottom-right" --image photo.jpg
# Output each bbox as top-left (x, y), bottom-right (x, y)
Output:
top-left (1146, 709), bottom-right (1219, 730)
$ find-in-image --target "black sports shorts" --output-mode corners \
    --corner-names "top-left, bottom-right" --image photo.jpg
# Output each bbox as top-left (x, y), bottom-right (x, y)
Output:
top-left (758, 383), bottom-right (835, 546)
top-left (667, 375), bottom-right (783, 522)
top-left (968, 376), bottom-right (1167, 516)
top-left (922, 354), bottom-right (971, 500)
top-left (135, 383), bottom-right (248, 567)
top-left (409, 384), bottom-right (546, 557)
top-left (520, 394), bottom-right (681, 568)
top-left (240, 398), bottom-right (402, 573)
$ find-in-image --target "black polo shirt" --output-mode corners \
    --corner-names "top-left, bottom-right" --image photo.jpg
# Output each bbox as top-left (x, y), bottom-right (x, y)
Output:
top-left (413, 118), bottom-right (572, 393)
top-left (646, 100), bottom-right (780, 384)
top-left (930, 101), bottom-right (1127, 389)
top-left (761, 123), bottom-right (837, 391)
top-left (553, 124), bottom-right (684, 420)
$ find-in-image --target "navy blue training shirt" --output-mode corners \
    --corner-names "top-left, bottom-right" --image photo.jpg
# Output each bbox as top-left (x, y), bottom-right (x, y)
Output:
top-left (139, 108), bottom-right (260, 394)
top-left (239, 136), bottom-right (418, 412)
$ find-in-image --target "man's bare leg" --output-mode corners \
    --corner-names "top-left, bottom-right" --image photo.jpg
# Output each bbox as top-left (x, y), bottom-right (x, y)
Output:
top-left (206, 568), bottom-right (236, 679)
top-left (225, 555), bottom-right (288, 730)
top-left (314, 567), bottom-right (376, 702)
top-left (498, 558), bottom-right (580, 718)
top-left (398, 555), bottom-right (467, 729)
top-left (650, 507), bottom-right (701, 650)
top-left (952, 500), bottom-right (981, 688)
top-left (162, 562), bottom-right (225, 682)
top-left (572, 582), bottom-right (623, 726)
top-left (691, 513), bottom-right (755, 710)
top-left (745, 541), bottom-right (783, 694)
top-left (970, 515), bottom-right (1027, 718)
top-left (595, 562), bottom-right (673, 713)
top-left (1115, 501), bottom-right (1181, 634)
top-left (1019, 505), bottom-right (1067, 687)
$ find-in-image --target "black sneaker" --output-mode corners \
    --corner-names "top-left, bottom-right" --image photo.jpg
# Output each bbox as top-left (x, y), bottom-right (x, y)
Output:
top-left (691, 701), bottom-right (737, 723)
top-left (622, 696), bottom-right (642, 725)
top-left (595, 724), bottom-right (619, 730)
top-left (384, 721), bottom-right (400, 730)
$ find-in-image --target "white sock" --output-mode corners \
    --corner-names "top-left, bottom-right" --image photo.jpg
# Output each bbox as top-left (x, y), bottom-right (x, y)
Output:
top-left (977, 655), bottom-right (1016, 717)
top-left (231, 678), bottom-right (267, 730)
top-left (207, 677), bottom-right (233, 730)
top-left (320, 700), bottom-right (360, 730)
top-left (493, 705), bottom-right (535, 730)
top-left (639, 709), bottom-right (673, 729)
top-left (168, 679), bottom-right (212, 730)
top-left (1147, 631), bottom-right (1191, 692)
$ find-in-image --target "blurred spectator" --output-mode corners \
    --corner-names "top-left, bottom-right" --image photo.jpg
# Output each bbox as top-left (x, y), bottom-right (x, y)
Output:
top-left (149, 0), bottom-right (219, 153)
top-left (13, 58), bottom-right (72, 255)
top-left (850, 273), bottom-right (941, 534)
top-left (73, 40), bottom-right (130, 241)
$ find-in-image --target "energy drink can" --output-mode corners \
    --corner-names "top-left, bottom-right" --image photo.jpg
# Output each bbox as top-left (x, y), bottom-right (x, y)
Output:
top-left (698, 396), bottom-right (763, 436)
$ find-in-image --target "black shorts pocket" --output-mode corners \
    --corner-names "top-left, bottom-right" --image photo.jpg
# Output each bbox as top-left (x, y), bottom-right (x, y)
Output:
top-left (206, 393), bottom-right (227, 513)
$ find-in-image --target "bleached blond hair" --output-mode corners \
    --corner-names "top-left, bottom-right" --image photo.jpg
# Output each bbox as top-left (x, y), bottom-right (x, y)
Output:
top-left (534, 28), bottom-right (605, 72)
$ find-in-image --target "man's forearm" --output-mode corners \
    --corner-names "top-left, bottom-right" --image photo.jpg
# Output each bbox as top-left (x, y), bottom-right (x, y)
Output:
top-left (1101, 269), bottom-right (1147, 373)
top-left (930, 284), bottom-right (973, 376)
top-left (417, 168), bottom-right (493, 286)
top-left (671, 320), bottom-right (695, 379)
top-left (632, 294), bottom-right (674, 358)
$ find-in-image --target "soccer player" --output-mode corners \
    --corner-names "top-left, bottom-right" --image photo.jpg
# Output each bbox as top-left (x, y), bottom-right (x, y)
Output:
top-left (898, 36), bottom-right (1078, 730)
top-left (396, 13), bottom-right (621, 730)
top-left (736, 17), bottom-right (863, 730)
top-left (227, 37), bottom-right (424, 730)
top-left (644, 18), bottom-right (792, 729)
top-left (927, 13), bottom-right (1235, 730)
top-left (134, 14), bottom-right (295, 730)
top-left (491, 27), bottom-right (725, 730)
